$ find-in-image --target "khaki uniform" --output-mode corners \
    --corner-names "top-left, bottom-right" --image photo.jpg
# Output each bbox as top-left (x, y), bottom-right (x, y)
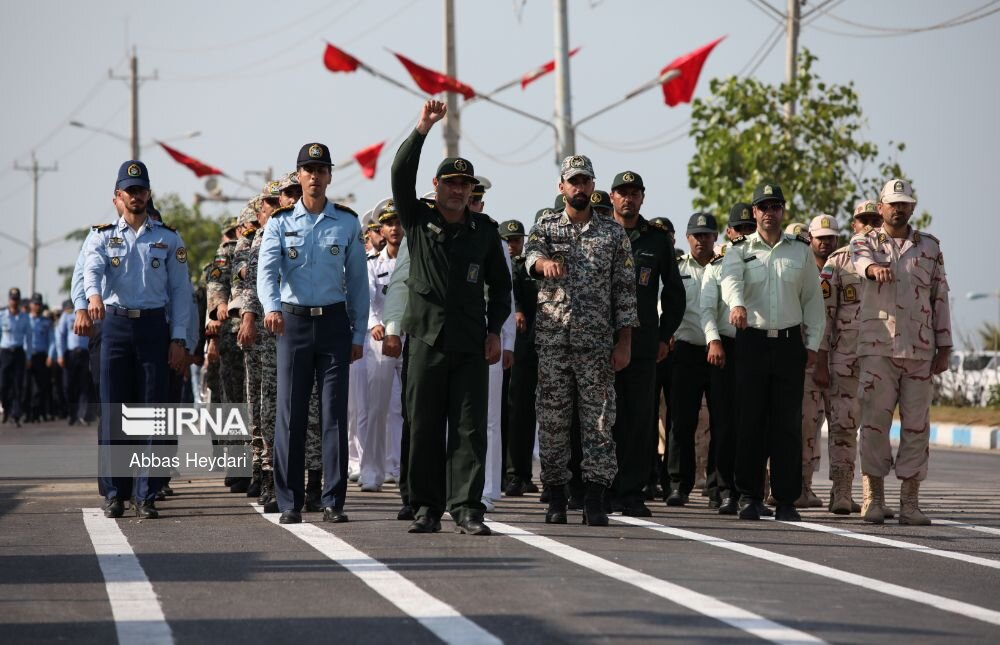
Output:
top-left (525, 210), bottom-right (638, 488)
top-left (850, 227), bottom-right (951, 481)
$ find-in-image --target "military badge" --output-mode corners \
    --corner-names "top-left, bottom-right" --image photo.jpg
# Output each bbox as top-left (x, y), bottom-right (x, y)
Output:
top-left (913, 231), bottom-right (921, 244)
top-left (697, 215), bottom-right (707, 227)
top-left (843, 285), bottom-right (857, 303)
top-left (454, 159), bottom-right (468, 172)
top-left (506, 222), bottom-right (518, 232)
top-left (741, 208), bottom-right (751, 220)
top-left (570, 156), bottom-right (585, 168)
top-left (624, 256), bottom-right (634, 268)
top-left (763, 185), bottom-right (773, 195)
top-left (210, 267), bottom-right (222, 279)
top-left (308, 144), bottom-right (323, 158)
top-left (108, 237), bottom-right (124, 247)
top-left (590, 193), bottom-right (600, 204)
top-left (821, 217), bottom-right (830, 228)
top-left (288, 248), bottom-right (299, 259)
top-left (821, 280), bottom-right (831, 299)
top-left (551, 253), bottom-right (565, 266)
top-left (466, 263), bottom-right (480, 283)
top-left (893, 180), bottom-right (904, 192)
top-left (111, 257), bottom-right (121, 267)
top-left (127, 163), bottom-right (141, 177)
top-left (151, 258), bottom-right (160, 269)
top-left (175, 247), bottom-right (187, 263)
top-left (622, 172), bottom-right (635, 183)
top-left (330, 245), bottom-right (340, 256)
top-left (639, 266), bottom-right (652, 286)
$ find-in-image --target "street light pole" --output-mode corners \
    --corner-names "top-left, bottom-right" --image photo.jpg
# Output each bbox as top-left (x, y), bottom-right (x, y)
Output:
top-left (110, 47), bottom-right (157, 159)
top-left (13, 152), bottom-right (58, 296)
top-left (553, 0), bottom-right (575, 161)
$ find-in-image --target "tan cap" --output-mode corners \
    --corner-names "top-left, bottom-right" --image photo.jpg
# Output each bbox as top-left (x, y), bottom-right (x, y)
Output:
top-left (853, 199), bottom-right (878, 217)
top-left (808, 214), bottom-right (838, 237)
top-left (261, 180), bottom-right (281, 200)
top-left (784, 222), bottom-right (808, 237)
top-left (880, 178), bottom-right (916, 204)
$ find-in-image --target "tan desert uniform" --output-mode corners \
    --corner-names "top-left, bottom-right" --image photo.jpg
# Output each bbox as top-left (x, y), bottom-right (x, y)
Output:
top-left (850, 180), bottom-right (951, 525)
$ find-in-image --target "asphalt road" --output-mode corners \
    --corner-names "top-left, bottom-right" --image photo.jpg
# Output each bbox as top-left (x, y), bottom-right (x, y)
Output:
top-left (2, 421), bottom-right (999, 644)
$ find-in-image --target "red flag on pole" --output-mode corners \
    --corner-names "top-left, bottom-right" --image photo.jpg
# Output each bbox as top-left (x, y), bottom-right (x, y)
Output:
top-left (353, 141), bottom-right (385, 180)
top-left (660, 36), bottom-right (725, 107)
top-left (158, 142), bottom-right (224, 178)
top-left (323, 43), bottom-right (361, 73)
top-left (521, 47), bottom-right (581, 89)
top-left (392, 52), bottom-right (476, 100)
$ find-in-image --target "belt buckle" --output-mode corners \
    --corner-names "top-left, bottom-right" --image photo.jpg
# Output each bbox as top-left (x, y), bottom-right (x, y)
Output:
top-left (309, 307), bottom-right (322, 317)
top-left (766, 329), bottom-right (778, 339)
top-left (127, 309), bottom-right (141, 319)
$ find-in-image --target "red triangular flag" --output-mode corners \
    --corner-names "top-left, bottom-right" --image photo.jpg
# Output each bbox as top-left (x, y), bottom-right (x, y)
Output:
top-left (158, 142), bottom-right (224, 178)
top-left (392, 52), bottom-right (476, 100)
top-left (660, 36), bottom-right (725, 107)
top-left (323, 43), bottom-right (361, 73)
top-left (521, 47), bottom-right (581, 89)
top-left (353, 141), bottom-right (385, 180)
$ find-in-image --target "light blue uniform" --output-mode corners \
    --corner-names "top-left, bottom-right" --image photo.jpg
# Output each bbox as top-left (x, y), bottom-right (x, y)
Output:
top-left (0, 309), bottom-right (32, 354)
top-left (55, 311), bottom-right (89, 358)
top-left (28, 314), bottom-right (53, 357)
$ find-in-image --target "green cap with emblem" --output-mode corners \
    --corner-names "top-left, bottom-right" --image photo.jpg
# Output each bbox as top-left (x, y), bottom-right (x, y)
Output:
top-left (726, 202), bottom-right (754, 227)
top-left (590, 190), bottom-right (612, 212)
top-left (686, 212), bottom-right (718, 234)
top-left (536, 207), bottom-right (556, 222)
top-left (499, 220), bottom-right (526, 239)
top-left (436, 157), bottom-right (476, 181)
top-left (610, 170), bottom-right (644, 191)
top-left (648, 217), bottom-right (675, 233)
top-left (560, 154), bottom-right (595, 180)
top-left (751, 181), bottom-right (785, 206)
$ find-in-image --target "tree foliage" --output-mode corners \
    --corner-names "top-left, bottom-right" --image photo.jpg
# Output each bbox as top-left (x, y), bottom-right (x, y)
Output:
top-left (688, 49), bottom-right (931, 232)
top-left (978, 322), bottom-right (1000, 352)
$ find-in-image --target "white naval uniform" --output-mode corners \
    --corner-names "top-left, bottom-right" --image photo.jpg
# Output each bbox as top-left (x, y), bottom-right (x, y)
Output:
top-left (483, 240), bottom-right (516, 504)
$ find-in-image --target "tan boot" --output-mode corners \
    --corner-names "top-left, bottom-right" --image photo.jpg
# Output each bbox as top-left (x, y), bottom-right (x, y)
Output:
top-left (861, 474), bottom-right (885, 524)
top-left (829, 466), bottom-right (852, 515)
top-left (899, 479), bottom-right (931, 525)
top-left (883, 501), bottom-right (896, 519)
top-left (804, 468), bottom-right (823, 508)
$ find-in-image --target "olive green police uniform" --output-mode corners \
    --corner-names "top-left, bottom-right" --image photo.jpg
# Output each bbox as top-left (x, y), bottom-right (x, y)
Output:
top-left (390, 129), bottom-right (512, 530)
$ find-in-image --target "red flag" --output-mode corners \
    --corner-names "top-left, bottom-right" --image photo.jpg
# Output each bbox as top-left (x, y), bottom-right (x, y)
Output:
top-left (521, 47), bottom-right (581, 89)
top-left (158, 142), bottom-right (224, 178)
top-left (323, 42), bottom-right (361, 73)
top-left (392, 52), bottom-right (476, 100)
top-left (353, 141), bottom-right (385, 180)
top-left (660, 36), bottom-right (725, 107)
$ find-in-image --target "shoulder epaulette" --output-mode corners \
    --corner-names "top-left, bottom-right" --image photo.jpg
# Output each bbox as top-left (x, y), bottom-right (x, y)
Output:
top-left (915, 230), bottom-right (939, 244)
top-left (271, 205), bottom-right (294, 217)
top-left (334, 203), bottom-right (359, 218)
top-left (710, 253), bottom-right (725, 265)
top-left (861, 225), bottom-right (874, 235)
top-left (159, 222), bottom-right (177, 232)
top-left (92, 223), bottom-right (114, 232)
top-left (732, 235), bottom-right (747, 245)
top-left (829, 245), bottom-right (850, 257)
top-left (486, 214), bottom-right (499, 227)
top-left (795, 233), bottom-right (810, 244)
top-left (419, 198), bottom-right (436, 209)
top-left (367, 253), bottom-right (379, 262)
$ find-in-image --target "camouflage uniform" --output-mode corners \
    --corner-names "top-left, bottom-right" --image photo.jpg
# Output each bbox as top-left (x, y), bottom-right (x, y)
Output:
top-left (525, 208), bottom-right (638, 488)
top-left (233, 204), bottom-right (261, 464)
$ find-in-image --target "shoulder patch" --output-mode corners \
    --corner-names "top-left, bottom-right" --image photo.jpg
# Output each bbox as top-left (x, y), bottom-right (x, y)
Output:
top-left (334, 203), bottom-right (359, 218)
top-left (732, 235), bottom-right (746, 245)
top-left (92, 223), bottom-right (114, 232)
top-left (271, 205), bottom-right (294, 217)
top-left (159, 222), bottom-right (177, 232)
top-left (710, 253), bottom-right (725, 265)
top-left (795, 234), bottom-right (810, 244)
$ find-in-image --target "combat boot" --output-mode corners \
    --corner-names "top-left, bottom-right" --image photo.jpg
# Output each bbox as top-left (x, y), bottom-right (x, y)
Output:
top-left (246, 464), bottom-right (262, 498)
top-left (829, 465), bottom-right (853, 515)
top-left (861, 474), bottom-right (885, 524)
top-left (582, 482), bottom-right (609, 527)
top-left (304, 469), bottom-right (323, 512)
top-left (229, 477), bottom-right (251, 494)
top-left (545, 485), bottom-right (568, 524)
top-left (259, 471), bottom-right (279, 513)
top-left (899, 479), bottom-right (931, 526)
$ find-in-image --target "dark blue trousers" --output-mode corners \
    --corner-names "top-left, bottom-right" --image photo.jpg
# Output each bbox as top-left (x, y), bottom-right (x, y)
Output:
top-left (274, 304), bottom-right (351, 512)
top-left (98, 312), bottom-right (168, 503)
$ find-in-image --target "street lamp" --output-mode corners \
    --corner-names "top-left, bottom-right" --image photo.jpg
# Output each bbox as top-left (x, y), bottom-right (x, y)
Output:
top-left (68, 121), bottom-right (201, 155)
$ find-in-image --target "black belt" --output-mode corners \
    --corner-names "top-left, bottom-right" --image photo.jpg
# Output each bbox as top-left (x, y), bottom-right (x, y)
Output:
top-left (109, 306), bottom-right (165, 319)
top-left (741, 325), bottom-right (801, 340)
top-left (675, 339), bottom-right (707, 351)
top-left (281, 303), bottom-right (344, 317)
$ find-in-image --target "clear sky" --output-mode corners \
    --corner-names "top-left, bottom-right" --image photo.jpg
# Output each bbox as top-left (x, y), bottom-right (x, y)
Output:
top-left (2, 0), bottom-right (998, 346)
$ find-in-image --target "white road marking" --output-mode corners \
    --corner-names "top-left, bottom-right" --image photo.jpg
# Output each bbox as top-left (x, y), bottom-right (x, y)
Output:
top-left (933, 518), bottom-right (1000, 537)
top-left (81, 508), bottom-right (173, 645)
top-left (772, 518), bottom-right (1000, 570)
top-left (613, 516), bottom-right (1000, 628)
top-left (253, 505), bottom-right (501, 645)
top-left (487, 520), bottom-right (826, 645)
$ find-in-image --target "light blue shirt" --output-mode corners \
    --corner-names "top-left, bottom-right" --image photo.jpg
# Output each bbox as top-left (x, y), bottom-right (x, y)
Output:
top-left (28, 314), bottom-right (53, 356)
top-left (0, 309), bottom-right (32, 354)
top-left (83, 216), bottom-right (193, 340)
top-left (55, 310), bottom-right (88, 358)
top-left (257, 199), bottom-right (369, 345)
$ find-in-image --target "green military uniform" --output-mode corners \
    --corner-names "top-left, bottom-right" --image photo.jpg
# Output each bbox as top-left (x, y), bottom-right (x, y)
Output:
top-left (390, 129), bottom-right (512, 528)
top-left (606, 173), bottom-right (686, 513)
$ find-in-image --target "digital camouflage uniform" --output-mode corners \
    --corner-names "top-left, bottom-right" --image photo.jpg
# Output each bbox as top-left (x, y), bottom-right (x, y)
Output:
top-left (206, 238), bottom-right (245, 405)
top-left (525, 209), bottom-right (638, 488)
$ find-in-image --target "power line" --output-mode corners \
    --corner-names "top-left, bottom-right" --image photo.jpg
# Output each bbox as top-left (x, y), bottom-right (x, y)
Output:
top-left (808, 2), bottom-right (1000, 38)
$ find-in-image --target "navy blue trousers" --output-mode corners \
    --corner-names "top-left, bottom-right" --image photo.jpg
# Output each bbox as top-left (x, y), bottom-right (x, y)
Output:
top-left (98, 312), bottom-right (168, 503)
top-left (274, 304), bottom-right (351, 512)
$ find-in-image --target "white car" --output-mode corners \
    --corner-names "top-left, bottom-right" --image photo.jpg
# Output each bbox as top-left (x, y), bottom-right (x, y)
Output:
top-left (934, 351), bottom-right (999, 407)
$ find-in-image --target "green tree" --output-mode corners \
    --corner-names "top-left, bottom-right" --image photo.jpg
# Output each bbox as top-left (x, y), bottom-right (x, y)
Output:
top-left (688, 49), bottom-right (931, 232)
top-left (978, 322), bottom-right (1000, 352)
top-left (57, 193), bottom-right (230, 294)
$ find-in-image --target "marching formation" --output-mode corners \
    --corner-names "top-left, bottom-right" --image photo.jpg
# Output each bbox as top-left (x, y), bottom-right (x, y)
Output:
top-left (19, 99), bottom-right (951, 532)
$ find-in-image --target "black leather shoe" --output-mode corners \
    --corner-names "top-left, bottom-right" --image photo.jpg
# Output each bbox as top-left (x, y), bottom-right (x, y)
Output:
top-left (738, 500), bottom-right (760, 520)
top-left (323, 507), bottom-right (349, 523)
top-left (223, 476), bottom-right (234, 487)
top-left (103, 498), bottom-right (124, 518)
top-left (539, 487), bottom-right (550, 503)
top-left (621, 501), bottom-right (653, 517)
top-left (718, 497), bottom-right (739, 515)
top-left (155, 490), bottom-right (166, 502)
top-left (262, 497), bottom-right (279, 513)
top-left (304, 470), bottom-right (322, 512)
top-left (504, 477), bottom-right (526, 497)
top-left (136, 501), bottom-right (159, 519)
top-left (229, 478), bottom-right (251, 494)
top-left (665, 490), bottom-right (688, 507)
top-left (397, 504), bottom-right (415, 521)
top-left (524, 481), bottom-right (540, 494)
top-left (408, 515), bottom-right (442, 533)
top-left (756, 502), bottom-right (773, 517)
top-left (455, 517), bottom-right (491, 536)
top-left (279, 510), bottom-right (301, 524)
top-left (707, 497), bottom-right (722, 509)
top-left (774, 504), bottom-right (802, 521)
top-left (246, 476), bottom-right (261, 498)
top-left (161, 484), bottom-right (174, 496)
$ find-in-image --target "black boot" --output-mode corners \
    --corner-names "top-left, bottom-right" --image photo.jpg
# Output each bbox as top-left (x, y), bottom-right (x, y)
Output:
top-left (304, 469), bottom-right (323, 512)
top-left (568, 481), bottom-right (585, 511)
top-left (582, 482), bottom-right (609, 526)
top-left (545, 485), bottom-right (568, 524)
top-left (246, 465), bottom-right (262, 498)
top-left (229, 477), bottom-right (251, 494)
top-left (259, 471), bottom-right (278, 513)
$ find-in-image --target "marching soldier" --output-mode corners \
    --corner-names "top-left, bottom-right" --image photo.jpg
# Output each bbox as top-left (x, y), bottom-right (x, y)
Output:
top-left (55, 299), bottom-right (92, 426)
top-left (0, 288), bottom-right (31, 426)
top-left (525, 154), bottom-right (638, 527)
top-left (390, 100), bottom-right (510, 535)
top-left (850, 179), bottom-right (951, 525)
top-left (721, 182), bottom-right (825, 522)
top-left (25, 293), bottom-right (54, 422)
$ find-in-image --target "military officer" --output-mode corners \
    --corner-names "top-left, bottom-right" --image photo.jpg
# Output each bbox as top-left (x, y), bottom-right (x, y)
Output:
top-left (257, 142), bottom-right (369, 525)
top-left (850, 179), bottom-right (951, 525)
top-left (84, 160), bottom-right (192, 519)
top-left (0, 287), bottom-right (31, 426)
top-left (525, 154), bottom-right (638, 527)
top-left (25, 293), bottom-right (54, 422)
top-left (721, 182), bottom-right (825, 521)
top-left (55, 298), bottom-right (92, 426)
top-left (607, 171), bottom-right (684, 516)
top-left (390, 100), bottom-right (510, 536)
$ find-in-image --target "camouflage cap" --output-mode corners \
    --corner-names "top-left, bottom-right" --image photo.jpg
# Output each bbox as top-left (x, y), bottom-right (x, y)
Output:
top-left (222, 216), bottom-right (239, 234)
top-left (261, 180), bottom-right (282, 200)
top-left (276, 171), bottom-right (300, 192)
top-left (726, 202), bottom-right (754, 227)
top-left (499, 219), bottom-right (526, 239)
top-left (590, 190), bottom-right (613, 212)
top-left (880, 178), bottom-right (916, 204)
top-left (808, 214), bottom-right (838, 237)
top-left (560, 154), bottom-right (595, 180)
top-left (751, 182), bottom-right (785, 206)
top-left (237, 204), bottom-right (257, 227)
top-left (372, 197), bottom-right (399, 223)
top-left (436, 157), bottom-right (476, 181)
top-left (853, 199), bottom-right (879, 217)
top-left (610, 170), bottom-right (644, 191)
